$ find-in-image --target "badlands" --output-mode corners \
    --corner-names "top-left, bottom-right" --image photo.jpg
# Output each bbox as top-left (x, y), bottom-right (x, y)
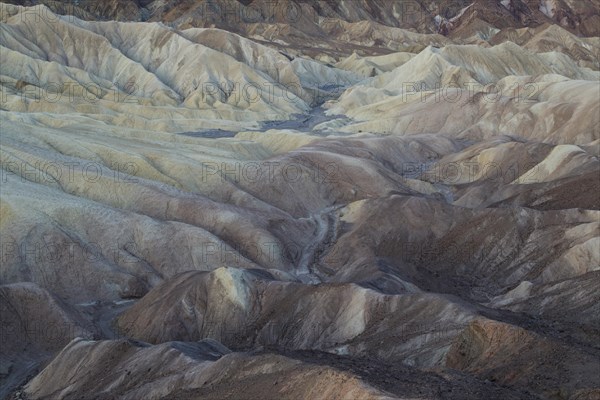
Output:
top-left (0, 0), bottom-right (599, 399)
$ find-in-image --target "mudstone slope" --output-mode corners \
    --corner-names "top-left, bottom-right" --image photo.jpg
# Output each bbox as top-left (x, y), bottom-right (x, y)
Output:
top-left (0, 2), bottom-right (599, 400)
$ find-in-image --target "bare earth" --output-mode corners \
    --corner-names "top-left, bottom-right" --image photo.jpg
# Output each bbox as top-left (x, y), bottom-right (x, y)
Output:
top-left (0, 2), bottom-right (599, 399)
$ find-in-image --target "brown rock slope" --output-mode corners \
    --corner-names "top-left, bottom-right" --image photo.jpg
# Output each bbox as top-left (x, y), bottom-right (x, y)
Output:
top-left (5, 0), bottom-right (600, 59)
top-left (23, 337), bottom-right (539, 400)
top-left (0, 283), bottom-right (94, 398)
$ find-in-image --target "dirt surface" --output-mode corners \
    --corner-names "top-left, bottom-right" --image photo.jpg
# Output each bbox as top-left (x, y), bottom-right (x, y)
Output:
top-left (1, 2), bottom-right (599, 399)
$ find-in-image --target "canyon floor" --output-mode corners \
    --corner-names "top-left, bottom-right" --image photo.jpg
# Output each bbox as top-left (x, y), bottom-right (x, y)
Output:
top-left (0, 1), bottom-right (599, 399)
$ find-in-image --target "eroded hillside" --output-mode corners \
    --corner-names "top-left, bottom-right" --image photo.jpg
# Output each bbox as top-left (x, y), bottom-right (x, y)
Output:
top-left (0, 2), bottom-right (599, 400)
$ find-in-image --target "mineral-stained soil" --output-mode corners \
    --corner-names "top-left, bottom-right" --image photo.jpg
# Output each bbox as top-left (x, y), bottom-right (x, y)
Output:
top-left (0, 2), bottom-right (599, 399)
